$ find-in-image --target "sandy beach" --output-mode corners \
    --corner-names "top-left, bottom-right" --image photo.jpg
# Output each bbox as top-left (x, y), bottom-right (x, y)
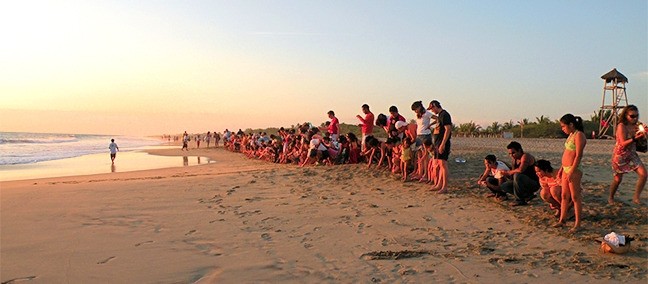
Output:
top-left (1, 137), bottom-right (646, 283)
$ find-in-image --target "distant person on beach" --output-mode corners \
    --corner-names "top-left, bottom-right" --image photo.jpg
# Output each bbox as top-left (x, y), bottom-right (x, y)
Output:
top-left (214, 132), bottom-right (220, 147)
top-left (109, 139), bottom-right (119, 164)
top-left (356, 104), bottom-right (375, 151)
top-left (182, 131), bottom-right (189, 151)
top-left (535, 159), bottom-right (566, 218)
top-left (400, 137), bottom-right (414, 181)
top-left (477, 154), bottom-right (511, 200)
top-left (195, 134), bottom-right (201, 149)
top-left (327, 110), bottom-right (340, 142)
top-left (554, 114), bottom-right (586, 233)
top-left (387, 106), bottom-right (406, 139)
top-left (428, 100), bottom-right (452, 194)
top-left (609, 105), bottom-right (647, 205)
top-left (501, 141), bottom-right (540, 206)
top-left (205, 131), bottom-right (211, 147)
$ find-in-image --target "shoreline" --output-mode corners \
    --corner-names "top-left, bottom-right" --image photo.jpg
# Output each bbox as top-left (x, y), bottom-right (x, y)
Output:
top-left (1, 138), bottom-right (646, 283)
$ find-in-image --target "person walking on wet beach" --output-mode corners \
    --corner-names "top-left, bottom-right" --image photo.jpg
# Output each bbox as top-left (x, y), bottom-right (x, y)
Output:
top-left (109, 139), bottom-right (119, 164)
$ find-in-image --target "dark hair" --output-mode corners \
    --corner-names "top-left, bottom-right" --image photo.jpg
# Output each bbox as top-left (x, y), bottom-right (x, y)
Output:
top-left (111, 139), bottom-right (115, 142)
top-left (327, 110), bottom-right (335, 116)
top-left (367, 136), bottom-right (380, 147)
top-left (535, 159), bottom-right (553, 173)
top-left (423, 137), bottom-right (433, 147)
top-left (376, 113), bottom-right (388, 127)
top-left (619, 105), bottom-right (639, 125)
top-left (484, 154), bottom-right (497, 163)
top-left (347, 132), bottom-right (359, 143)
top-left (507, 141), bottom-right (523, 152)
top-left (560, 113), bottom-right (584, 132)
top-left (338, 135), bottom-right (348, 144)
top-left (362, 104), bottom-right (369, 109)
top-left (411, 101), bottom-right (423, 111)
top-left (430, 100), bottom-right (441, 108)
top-left (411, 101), bottom-right (425, 118)
top-left (389, 106), bottom-right (399, 113)
top-left (403, 137), bottom-right (413, 145)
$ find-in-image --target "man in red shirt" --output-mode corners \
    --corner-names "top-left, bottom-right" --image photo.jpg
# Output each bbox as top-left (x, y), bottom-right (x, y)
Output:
top-left (327, 110), bottom-right (340, 142)
top-left (356, 104), bottom-right (375, 151)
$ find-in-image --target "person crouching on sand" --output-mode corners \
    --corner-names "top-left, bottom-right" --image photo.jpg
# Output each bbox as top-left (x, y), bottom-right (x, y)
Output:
top-left (535, 159), bottom-right (570, 218)
top-left (477, 154), bottom-right (510, 200)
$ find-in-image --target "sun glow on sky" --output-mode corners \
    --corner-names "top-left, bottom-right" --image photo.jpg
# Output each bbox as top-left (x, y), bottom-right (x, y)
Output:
top-left (1, 1), bottom-right (646, 136)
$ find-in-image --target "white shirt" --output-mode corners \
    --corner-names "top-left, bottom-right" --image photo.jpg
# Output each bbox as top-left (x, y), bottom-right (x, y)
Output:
top-left (491, 161), bottom-right (510, 179)
top-left (109, 142), bottom-right (119, 154)
top-left (416, 111), bottom-right (433, 135)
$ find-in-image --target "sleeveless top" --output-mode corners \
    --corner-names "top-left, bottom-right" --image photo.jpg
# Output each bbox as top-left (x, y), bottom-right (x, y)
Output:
top-left (515, 155), bottom-right (539, 182)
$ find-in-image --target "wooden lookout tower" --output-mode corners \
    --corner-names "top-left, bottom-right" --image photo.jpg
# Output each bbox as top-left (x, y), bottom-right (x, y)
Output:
top-left (598, 68), bottom-right (628, 138)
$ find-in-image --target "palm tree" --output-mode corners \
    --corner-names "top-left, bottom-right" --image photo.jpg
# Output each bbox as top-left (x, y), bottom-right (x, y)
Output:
top-left (487, 121), bottom-right (502, 136)
top-left (535, 115), bottom-right (551, 124)
top-left (502, 120), bottom-right (514, 130)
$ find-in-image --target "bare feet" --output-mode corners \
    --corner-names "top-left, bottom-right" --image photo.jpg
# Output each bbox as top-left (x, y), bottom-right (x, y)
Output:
top-left (608, 198), bottom-right (615, 205)
top-left (632, 197), bottom-right (641, 205)
top-left (436, 188), bottom-right (448, 194)
top-left (568, 226), bottom-right (580, 234)
top-left (553, 222), bottom-right (564, 228)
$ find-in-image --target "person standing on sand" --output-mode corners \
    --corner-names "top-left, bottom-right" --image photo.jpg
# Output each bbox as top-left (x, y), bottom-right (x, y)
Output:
top-left (554, 114), bottom-right (586, 233)
top-left (356, 104), bottom-right (375, 151)
top-left (182, 131), bottom-right (189, 151)
top-left (428, 100), bottom-right (452, 194)
top-left (109, 139), bottom-right (119, 164)
top-left (327, 110), bottom-right (340, 143)
top-left (609, 105), bottom-right (647, 205)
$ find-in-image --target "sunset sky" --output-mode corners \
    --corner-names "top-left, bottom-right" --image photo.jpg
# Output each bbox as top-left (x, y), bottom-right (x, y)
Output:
top-left (1, 0), bottom-right (646, 136)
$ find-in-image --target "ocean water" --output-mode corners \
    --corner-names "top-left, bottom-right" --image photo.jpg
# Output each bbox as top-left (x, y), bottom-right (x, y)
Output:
top-left (0, 132), bottom-right (162, 166)
top-left (0, 132), bottom-right (214, 181)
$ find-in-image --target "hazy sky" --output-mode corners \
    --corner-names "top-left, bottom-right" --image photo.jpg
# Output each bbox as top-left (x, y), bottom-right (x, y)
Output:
top-left (1, 0), bottom-right (646, 136)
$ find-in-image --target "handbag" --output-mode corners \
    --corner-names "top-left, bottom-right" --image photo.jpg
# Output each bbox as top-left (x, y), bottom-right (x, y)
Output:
top-left (636, 136), bottom-right (647, 153)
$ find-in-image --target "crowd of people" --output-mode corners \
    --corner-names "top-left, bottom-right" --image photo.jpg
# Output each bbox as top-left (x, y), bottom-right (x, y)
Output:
top-left (182, 103), bottom-right (645, 234)
top-left (217, 101), bottom-right (454, 193)
top-left (476, 105), bottom-right (646, 233)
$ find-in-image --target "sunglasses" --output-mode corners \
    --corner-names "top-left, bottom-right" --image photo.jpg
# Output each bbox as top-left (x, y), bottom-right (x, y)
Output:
top-left (629, 114), bottom-right (639, 119)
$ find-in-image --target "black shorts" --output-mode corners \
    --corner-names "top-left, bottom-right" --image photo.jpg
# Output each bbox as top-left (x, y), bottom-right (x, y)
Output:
top-left (110, 153), bottom-right (116, 158)
top-left (434, 140), bottom-right (451, 160)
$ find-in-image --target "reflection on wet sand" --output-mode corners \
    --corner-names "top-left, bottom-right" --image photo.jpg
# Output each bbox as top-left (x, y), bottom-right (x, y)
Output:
top-left (183, 156), bottom-right (189, 166)
top-left (111, 164), bottom-right (116, 173)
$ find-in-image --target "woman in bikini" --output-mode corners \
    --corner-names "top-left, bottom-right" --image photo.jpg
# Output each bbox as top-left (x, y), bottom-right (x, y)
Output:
top-left (609, 105), bottom-right (647, 205)
top-left (555, 114), bottom-right (586, 233)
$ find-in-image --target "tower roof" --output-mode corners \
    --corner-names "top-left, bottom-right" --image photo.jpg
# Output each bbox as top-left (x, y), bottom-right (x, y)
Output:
top-left (601, 68), bottom-right (628, 83)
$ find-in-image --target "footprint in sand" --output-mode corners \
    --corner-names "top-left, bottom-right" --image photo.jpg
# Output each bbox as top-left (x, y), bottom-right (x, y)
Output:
top-left (97, 256), bottom-right (116, 264)
top-left (261, 233), bottom-right (272, 241)
top-left (135, 241), bottom-right (154, 247)
top-left (185, 230), bottom-right (197, 236)
top-left (357, 223), bottom-right (366, 234)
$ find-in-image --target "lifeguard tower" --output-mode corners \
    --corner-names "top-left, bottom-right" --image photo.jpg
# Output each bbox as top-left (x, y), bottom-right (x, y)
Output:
top-left (598, 68), bottom-right (628, 138)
